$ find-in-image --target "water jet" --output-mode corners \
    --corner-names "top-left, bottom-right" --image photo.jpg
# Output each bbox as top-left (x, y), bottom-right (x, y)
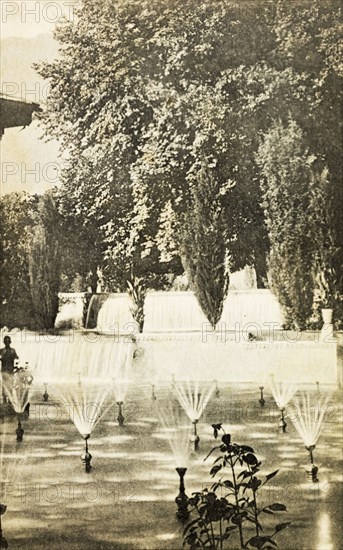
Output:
top-left (2, 368), bottom-right (33, 440)
top-left (173, 380), bottom-right (215, 451)
top-left (288, 392), bottom-right (330, 482)
top-left (268, 376), bottom-right (297, 433)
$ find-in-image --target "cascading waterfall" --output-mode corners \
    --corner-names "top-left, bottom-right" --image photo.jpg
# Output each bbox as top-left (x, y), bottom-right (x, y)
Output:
top-left (84, 290), bottom-right (283, 332)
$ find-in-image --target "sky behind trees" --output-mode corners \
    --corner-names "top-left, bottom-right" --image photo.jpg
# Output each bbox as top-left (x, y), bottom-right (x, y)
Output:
top-left (0, 1), bottom-right (80, 195)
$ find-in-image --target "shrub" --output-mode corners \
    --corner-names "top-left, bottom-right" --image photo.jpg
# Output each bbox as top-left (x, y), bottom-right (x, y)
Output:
top-left (184, 424), bottom-right (290, 549)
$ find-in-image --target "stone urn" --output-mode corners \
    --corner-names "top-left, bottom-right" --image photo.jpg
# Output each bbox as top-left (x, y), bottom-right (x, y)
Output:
top-left (321, 308), bottom-right (333, 325)
top-left (320, 308), bottom-right (333, 341)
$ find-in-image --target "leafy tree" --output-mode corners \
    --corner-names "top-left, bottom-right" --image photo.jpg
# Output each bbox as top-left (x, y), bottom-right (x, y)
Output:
top-left (28, 190), bottom-right (62, 329)
top-left (180, 162), bottom-right (230, 329)
top-left (33, 0), bottom-right (342, 329)
top-left (256, 119), bottom-right (328, 329)
top-left (0, 192), bottom-right (37, 329)
top-left (56, 157), bottom-right (106, 293)
top-left (131, 1), bottom-right (276, 283)
top-left (35, 0), bottom-right (184, 300)
top-left (271, 0), bottom-right (343, 307)
top-left (34, 0), bottom-right (274, 297)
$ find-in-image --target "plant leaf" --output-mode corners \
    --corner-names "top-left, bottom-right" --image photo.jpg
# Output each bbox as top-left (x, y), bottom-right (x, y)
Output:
top-left (268, 503), bottom-right (287, 512)
top-left (266, 470), bottom-right (279, 481)
top-left (275, 521), bottom-right (292, 532)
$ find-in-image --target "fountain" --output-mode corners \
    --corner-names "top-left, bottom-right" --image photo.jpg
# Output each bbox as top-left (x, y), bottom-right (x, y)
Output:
top-left (2, 366), bottom-right (33, 441)
top-left (116, 400), bottom-right (125, 426)
top-left (111, 343), bottom-right (134, 427)
top-left (175, 467), bottom-right (188, 522)
top-left (268, 376), bottom-right (298, 433)
top-left (51, 339), bottom-right (130, 471)
top-left (157, 401), bottom-right (191, 521)
top-left (43, 382), bottom-right (49, 402)
top-left (288, 392), bottom-right (330, 482)
top-left (173, 380), bottom-right (215, 450)
top-left (259, 385), bottom-right (265, 407)
top-left (56, 377), bottom-right (113, 472)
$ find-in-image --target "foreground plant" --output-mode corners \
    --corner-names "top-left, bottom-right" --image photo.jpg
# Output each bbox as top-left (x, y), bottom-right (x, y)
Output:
top-left (183, 424), bottom-right (290, 549)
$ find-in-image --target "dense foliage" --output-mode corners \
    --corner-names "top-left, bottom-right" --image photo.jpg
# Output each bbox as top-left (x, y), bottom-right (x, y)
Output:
top-left (1, 0), bottom-right (341, 330)
top-left (180, 163), bottom-right (230, 328)
top-left (0, 192), bottom-right (36, 328)
top-left (1, 190), bottom-right (71, 329)
top-left (28, 191), bottom-right (62, 329)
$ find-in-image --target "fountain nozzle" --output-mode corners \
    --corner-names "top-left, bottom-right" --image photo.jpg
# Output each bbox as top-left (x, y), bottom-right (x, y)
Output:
top-left (81, 434), bottom-right (92, 472)
top-left (43, 383), bottom-right (49, 402)
top-left (0, 503), bottom-right (8, 549)
top-left (15, 417), bottom-right (24, 442)
top-left (191, 419), bottom-right (200, 451)
top-left (305, 445), bottom-right (318, 482)
top-left (175, 467), bottom-right (189, 522)
top-left (151, 385), bottom-right (157, 400)
top-left (117, 401), bottom-right (125, 426)
top-left (278, 408), bottom-right (287, 433)
top-left (259, 386), bottom-right (265, 407)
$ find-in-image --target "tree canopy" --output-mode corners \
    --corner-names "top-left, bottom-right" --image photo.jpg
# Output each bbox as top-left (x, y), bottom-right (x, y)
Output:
top-left (29, 0), bottom-right (343, 328)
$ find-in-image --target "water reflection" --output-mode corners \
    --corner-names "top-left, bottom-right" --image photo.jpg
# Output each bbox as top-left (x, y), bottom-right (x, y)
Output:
top-left (316, 512), bottom-right (333, 550)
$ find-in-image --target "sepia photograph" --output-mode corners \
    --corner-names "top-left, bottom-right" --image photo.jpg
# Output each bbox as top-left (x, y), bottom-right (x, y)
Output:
top-left (0, 1), bottom-right (342, 548)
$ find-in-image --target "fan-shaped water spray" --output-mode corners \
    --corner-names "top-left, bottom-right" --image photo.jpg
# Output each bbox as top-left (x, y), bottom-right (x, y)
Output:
top-left (268, 375), bottom-right (298, 432)
top-left (157, 401), bottom-right (191, 468)
top-left (288, 392), bottom-right (330, 481)
top-left (2, 366), bottom-right (33, 441)
top-left (157, 400), bottom-right (191, 521)
top-left (173, 380), bottom-right (215, 450)
top-left (111, 341), bottom-right (134, 426)
top-left (53, 339), bottom-right (134, 470)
